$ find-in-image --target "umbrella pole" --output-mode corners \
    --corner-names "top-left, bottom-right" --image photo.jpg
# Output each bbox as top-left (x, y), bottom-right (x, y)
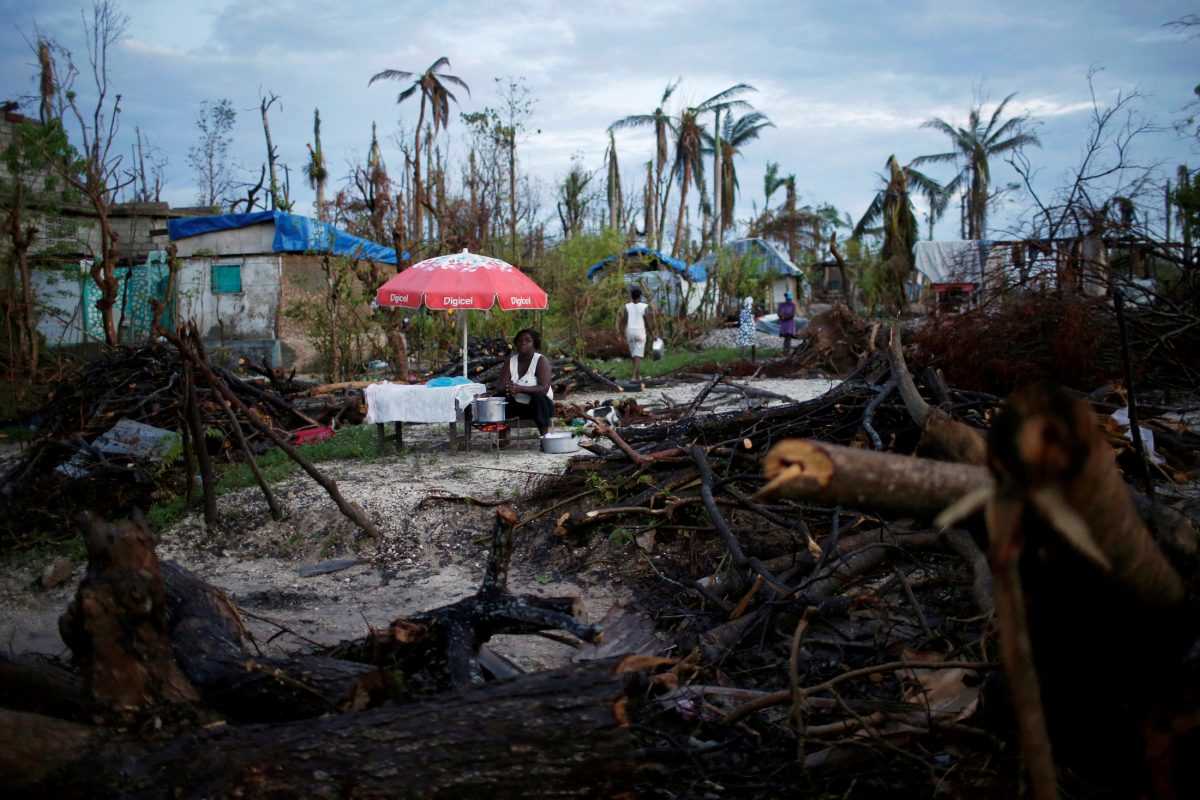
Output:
top-left (462, 312), bottom-right (469, 379)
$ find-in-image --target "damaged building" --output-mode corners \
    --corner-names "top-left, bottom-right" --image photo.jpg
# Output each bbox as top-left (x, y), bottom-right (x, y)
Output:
top-left (167, 211), bottom-right (397, 368)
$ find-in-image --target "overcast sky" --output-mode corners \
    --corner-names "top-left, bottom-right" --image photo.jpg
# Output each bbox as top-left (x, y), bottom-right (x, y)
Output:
top-left (1, 0), bottom-right (1197, 242)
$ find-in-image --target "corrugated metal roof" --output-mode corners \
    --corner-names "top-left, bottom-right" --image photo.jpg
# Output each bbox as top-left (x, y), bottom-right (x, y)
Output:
top-left (691, 237), bottom-right (805, 278)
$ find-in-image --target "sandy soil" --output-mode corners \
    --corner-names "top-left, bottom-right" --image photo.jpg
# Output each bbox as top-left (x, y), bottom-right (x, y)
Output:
top-left (0, 377), bottom-right (838, 670)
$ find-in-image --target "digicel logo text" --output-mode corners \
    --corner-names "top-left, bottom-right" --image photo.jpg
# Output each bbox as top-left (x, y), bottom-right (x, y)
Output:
top-left (388, 293), bottom-right (410, 304)
top-left (443, 296), bottom-right (475, 307)
top-left (509, 296), bottom-right (532, 306)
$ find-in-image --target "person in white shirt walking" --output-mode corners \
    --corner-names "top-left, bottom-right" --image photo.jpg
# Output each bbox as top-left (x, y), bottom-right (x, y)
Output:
top-left (620, 287), bottom-right (655, 383)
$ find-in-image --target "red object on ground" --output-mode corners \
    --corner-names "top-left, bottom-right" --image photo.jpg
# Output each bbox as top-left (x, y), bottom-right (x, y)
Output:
top-left (292, 425), bottom-right (335, 446)
top-left (477, 422), bottom-right (508, 433)
top-left (375, 249), bottom-right (548, 312)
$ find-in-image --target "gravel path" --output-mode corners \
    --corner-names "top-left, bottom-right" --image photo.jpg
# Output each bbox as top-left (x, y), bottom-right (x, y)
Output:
top-left (697, 326), bottom-right (786, 350)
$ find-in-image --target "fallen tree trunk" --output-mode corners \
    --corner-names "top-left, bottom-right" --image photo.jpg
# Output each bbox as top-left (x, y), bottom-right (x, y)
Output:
top-left (161, 561), bottom-right (381, 721)
top-left (760, 439), bottom-right (990, 517)
top-left (11, 656), bottom-right (673, 799)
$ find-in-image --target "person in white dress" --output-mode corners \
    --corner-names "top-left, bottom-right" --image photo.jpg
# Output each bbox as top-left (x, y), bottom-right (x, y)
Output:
top-left (619, 287), bottom-right (655, 382)
top-left (499, 328), bottom-right (554, 438)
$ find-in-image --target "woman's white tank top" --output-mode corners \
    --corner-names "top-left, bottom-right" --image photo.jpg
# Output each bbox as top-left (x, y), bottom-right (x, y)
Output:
top-left (509, 352), bottom-right (553, 402)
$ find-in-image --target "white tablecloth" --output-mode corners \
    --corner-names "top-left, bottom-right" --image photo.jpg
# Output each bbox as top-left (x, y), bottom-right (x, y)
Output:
top-left (364, 382), bottom-right (488, 424)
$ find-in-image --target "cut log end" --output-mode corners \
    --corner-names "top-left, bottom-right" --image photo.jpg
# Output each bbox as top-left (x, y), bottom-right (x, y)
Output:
top-left (760, 439), bottom-right (834, 497)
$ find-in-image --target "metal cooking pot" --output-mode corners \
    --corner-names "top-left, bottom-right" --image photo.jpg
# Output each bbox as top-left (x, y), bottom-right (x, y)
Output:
top-left (541, 432), bottom-right (578, 454)
top-left (472, 396), bottom-right (507, 423)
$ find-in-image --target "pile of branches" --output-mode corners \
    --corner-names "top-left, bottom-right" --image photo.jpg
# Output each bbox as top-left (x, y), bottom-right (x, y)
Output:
top-left (0, 343), bottom-right (361, 549)
top-left (912, 291), bottom-right (1200, 396)
top-left (517, 330), bottom-right (1200, 796)
top-left (426, 335), bottom-right (512, 379)
top-left (779, 304), bottom-right (880, 375)
top-left (426, 334), bottom-right (634, 396)
top-left (4, 325), bottom-right (1198, 796)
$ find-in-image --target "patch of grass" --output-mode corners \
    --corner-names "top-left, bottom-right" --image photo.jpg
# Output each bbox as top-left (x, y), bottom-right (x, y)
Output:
top-left (591, 346), bottom-right (781, 380)
top-left (145, 424), bottom-right (383, 532)
top-left (146, 495), bottom-right (188, 531)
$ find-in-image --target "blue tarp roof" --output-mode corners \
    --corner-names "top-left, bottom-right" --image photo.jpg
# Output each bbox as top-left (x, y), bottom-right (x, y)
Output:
top-left (168, 211), bottom-right (397, 265)
top-left (586, 246), bottom-right (707, 282)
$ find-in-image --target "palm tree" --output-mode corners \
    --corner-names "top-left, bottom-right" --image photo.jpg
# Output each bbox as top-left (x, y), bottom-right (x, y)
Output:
top-left (668, 105), bottom-right (707, 258)
top-left (854, 156), bottom-right (935, 313)
top-left (698, 84), bottom-right (756, 248)
top-left (705, 111), bottom-right (774, 236)
top-left (369, 58), bottom-right (470, 246)
top-left (912, 92), bottom-right (1040, 239)
top-left (664, 84), bottom-right (756, 258)
top-left (762, 161), bottom-right (785, 210)
top-left (853, 156), bottom-right (944, 244)
top-left (609, 79), bottom-right (680, 251)
top-left (557, 160), bottom-right (593, 239)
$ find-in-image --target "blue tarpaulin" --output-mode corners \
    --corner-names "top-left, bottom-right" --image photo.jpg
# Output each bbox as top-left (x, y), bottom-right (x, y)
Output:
top-left (586, 246), bottom-right (707, 282)
top-left (168, 211), bottom-right (397, 265)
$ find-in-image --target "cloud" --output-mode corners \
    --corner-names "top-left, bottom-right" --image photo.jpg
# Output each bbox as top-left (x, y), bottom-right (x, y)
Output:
top-left (0, 0), bottom-right (1191, 240)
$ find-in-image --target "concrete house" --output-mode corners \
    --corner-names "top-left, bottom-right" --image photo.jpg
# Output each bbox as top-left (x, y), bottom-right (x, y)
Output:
top-left (167, 211), bottom-right (397, 368)
top-left (3, 100), bottom-right (213, 348)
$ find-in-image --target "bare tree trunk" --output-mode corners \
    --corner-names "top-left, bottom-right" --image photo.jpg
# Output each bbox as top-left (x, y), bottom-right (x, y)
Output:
top-left (260, 93), bottom-right (281, 211)
top-left (90, 208), bottom-right (120, 346)
top-left (134, 127), bottom-right (148, 202)
top-left (412, 98), bottom-right (427, 245)
top-left (672, 162), bottom-right (691, 259)
top-left (322, 254), bottom-right (342, 383)
top-left (312, 108), bottom-right (326, 221)
top-left (712, 109), bottom-right (721, 249)
top-left (4, 182), bottom-right (38, 376)
top-left (425, 127), bottom-right (435, 243)
top-left (508, 129), bottom-right (518, 262)
top-left (785, 179), bottom-right (798, 265)
top-left (658, 159), bottom-right (678, 254)
top-left (644, 161), bottom-right (656, 246)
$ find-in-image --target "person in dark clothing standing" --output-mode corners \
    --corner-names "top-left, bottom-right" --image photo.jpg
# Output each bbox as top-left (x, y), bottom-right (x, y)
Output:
top-left (777, 291), bottom-right (797, 351)
top-left (499, 328), bottom-right (554, 438)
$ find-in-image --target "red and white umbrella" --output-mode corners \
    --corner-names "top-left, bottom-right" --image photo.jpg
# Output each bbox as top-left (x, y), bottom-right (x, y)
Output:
top-left (376, 249), bottom-right (547, 311)
top-left (375, 249), bottom-right (548, 377)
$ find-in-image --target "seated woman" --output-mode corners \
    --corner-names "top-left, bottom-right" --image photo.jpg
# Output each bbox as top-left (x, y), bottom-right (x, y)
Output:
top-left (498, 328), bottom-right (554, 438)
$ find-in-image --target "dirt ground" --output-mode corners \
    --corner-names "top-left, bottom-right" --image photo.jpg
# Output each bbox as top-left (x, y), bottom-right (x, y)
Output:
top-left (0, 377), bottom-right (838, 670)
